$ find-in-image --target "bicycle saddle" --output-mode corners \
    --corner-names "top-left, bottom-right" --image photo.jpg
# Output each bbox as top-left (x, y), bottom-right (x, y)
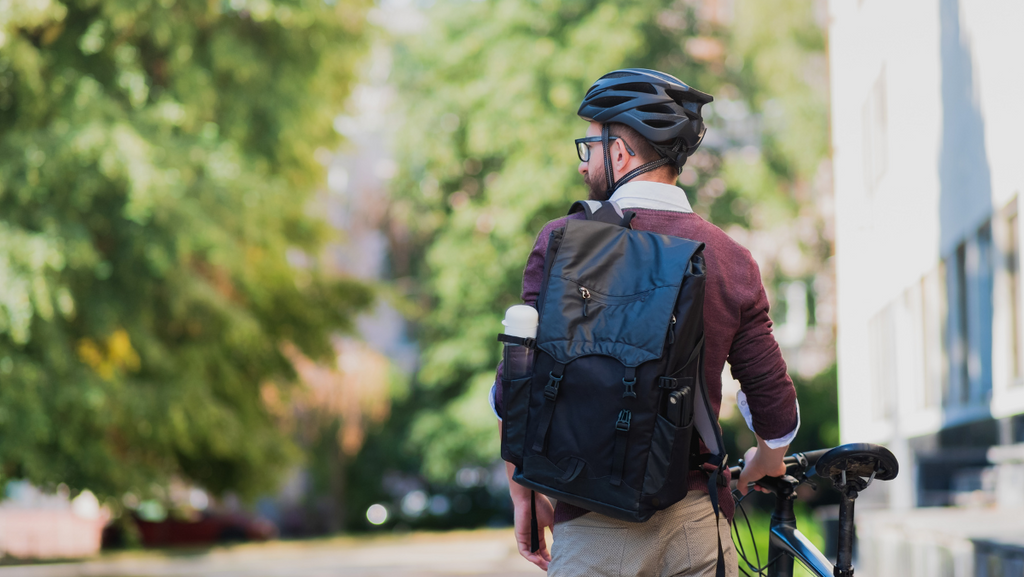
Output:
top-left (813, 443), bottom-right (898, 483)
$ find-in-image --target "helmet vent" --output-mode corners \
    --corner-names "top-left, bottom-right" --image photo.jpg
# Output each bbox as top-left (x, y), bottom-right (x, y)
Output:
top-left (637, 104), bottom-right (675, 114)
top-left (602, 72), bottom-right (634, 79)
top-left (613, 82), bottom-right (657, 94)
top-left (642, 119), bottom-right (678, 129)
top-left (591, 96), bottom-right (633, 108)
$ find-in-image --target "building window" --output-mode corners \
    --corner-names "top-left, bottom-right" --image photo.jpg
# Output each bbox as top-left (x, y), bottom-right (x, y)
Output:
top-left (948, 244), bottom-right (969, 406)
top-left (862, 66), bottom-right (888, 193)
top-left (946, 223), bottom-right (996, 408)
top-left (921, 265), bottom-right (948, 408)
top-left (1007, 208), bottom-right (1022, 383)
top-left (974, 223), bottom-right (995, 402)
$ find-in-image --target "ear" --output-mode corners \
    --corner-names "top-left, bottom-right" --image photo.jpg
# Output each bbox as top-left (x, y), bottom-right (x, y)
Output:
top-left (610, 138), bottom-right (631, 174)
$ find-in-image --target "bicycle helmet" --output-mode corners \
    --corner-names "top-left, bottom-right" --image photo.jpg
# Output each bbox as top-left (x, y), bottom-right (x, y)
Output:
top-left (578, 68), bottom-right (713, 192)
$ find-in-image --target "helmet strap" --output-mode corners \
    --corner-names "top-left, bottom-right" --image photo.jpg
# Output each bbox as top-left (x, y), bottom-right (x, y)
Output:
top-left (602, 124), bottom-right (614, 193)
top-left (601, 124), bottom-right (674, 195)
top-left (609, 156), bottom-right (673, 194)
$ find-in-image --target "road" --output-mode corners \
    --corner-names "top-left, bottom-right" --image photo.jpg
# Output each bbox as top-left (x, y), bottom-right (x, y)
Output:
top-left (0, 529), bottom-right (545, 577)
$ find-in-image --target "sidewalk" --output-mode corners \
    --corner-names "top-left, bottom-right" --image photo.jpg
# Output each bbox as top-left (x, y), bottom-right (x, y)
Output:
top-left (0, 528), bottom-right (545, 577)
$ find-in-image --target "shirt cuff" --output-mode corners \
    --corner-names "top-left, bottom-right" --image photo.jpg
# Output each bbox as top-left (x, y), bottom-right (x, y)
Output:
top-left (489, 380), bottom-right (502, 422)
top-left (736, 390), bottom-right (800, 449)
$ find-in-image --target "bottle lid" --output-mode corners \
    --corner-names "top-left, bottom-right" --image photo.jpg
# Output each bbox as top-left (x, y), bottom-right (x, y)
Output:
top-left (502, 305), bottom-right (538, 339)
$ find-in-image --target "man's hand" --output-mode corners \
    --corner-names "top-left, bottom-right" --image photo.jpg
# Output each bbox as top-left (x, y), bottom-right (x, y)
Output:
top-left (512, 488), bottom-right (554, 570)
top-left (501, 428), bottom-right (554, 570)
top-left (738, 436), bottom-right (788, 496)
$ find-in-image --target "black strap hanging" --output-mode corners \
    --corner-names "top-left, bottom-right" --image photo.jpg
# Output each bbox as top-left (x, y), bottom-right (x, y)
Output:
top-left (705, 454), bottom-right (727, 577)
top-left (531, 363), bottom-right (565, 453)
top-left (609, 409), bottom-right (631, 487)
top-left (529, 491), bottom-right (540, 553)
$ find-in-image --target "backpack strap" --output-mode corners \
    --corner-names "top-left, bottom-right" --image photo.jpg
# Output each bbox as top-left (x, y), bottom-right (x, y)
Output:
top-left (569, 200), bottom-right (636, 228)
top-left (609, 409), bottom-right (632, 487)
top-left (690, 343), bottom-right (728, 577)
top-left (530, 491), bottom-right (540, 553)
top-left (531, 362), bottom-right (566, 453)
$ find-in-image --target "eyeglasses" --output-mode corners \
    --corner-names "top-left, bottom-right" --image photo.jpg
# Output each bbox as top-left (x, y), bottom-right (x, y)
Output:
top-left (574, 136), bottom-right (636, 163)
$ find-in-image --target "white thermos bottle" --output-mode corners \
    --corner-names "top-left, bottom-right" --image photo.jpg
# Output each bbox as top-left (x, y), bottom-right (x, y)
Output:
top-left (502, 305), bottom-right (538, 380)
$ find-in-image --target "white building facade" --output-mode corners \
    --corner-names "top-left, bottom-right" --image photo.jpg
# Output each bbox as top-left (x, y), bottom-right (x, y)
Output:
top-left (830, 0), bottom-right (1024, 575)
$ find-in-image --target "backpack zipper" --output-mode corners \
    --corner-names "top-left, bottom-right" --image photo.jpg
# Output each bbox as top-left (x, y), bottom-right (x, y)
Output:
top-left (575, 285), bottom-right (654, 318)
top-left (579, 286), bottom-right (591, 317)
top-left (667, 314), bottom-right (676, 344)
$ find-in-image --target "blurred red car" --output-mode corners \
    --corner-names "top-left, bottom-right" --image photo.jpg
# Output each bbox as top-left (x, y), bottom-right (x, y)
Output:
top-left (134, 511), bottom-right (277, 546)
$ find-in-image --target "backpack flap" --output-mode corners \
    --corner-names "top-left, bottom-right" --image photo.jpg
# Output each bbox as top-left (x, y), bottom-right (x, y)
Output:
top-left (536, 219), bottom-right (704, 368)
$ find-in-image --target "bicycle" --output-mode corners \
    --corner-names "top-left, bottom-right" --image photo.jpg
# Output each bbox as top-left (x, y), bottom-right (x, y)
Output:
top-left (728, 443), bottom-right (899, 577)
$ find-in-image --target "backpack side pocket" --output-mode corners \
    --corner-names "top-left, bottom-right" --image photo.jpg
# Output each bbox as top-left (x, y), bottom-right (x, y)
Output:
top-left (642, 414), bottom-right (694, 502)
top-left (501, 376), bottom-right (532, 467)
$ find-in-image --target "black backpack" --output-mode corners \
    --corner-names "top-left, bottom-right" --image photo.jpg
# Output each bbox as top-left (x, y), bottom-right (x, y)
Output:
top-left (499, 200), bottom-right (727, 525)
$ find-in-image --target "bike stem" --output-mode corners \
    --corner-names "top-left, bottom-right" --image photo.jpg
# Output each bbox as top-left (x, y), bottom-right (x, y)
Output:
top-left (767, 477), bottom-right (798, 577)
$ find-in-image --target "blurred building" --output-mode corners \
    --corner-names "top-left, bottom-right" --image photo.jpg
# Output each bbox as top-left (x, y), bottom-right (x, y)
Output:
top-left (830, 1), bottom-right (1024, 575)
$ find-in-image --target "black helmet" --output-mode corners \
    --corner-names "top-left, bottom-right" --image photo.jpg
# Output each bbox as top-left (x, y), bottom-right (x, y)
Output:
top-left (578, 69), bottom-right (713, 185)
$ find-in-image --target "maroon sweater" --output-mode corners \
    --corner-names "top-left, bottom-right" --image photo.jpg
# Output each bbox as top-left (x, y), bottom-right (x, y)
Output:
top-left (499, 208), bottom-right (798, 522)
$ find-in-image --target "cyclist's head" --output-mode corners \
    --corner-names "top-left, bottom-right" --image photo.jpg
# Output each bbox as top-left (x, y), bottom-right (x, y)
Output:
top-left (577, 68), bottom-right (712, 193)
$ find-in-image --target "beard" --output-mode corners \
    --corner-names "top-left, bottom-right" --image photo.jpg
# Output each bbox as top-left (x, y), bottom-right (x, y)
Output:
top-left (585, 168), bottom-right (611, 201)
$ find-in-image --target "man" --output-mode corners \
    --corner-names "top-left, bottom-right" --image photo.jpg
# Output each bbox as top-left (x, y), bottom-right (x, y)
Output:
top-left (493, 69), bottom-right (800, 576)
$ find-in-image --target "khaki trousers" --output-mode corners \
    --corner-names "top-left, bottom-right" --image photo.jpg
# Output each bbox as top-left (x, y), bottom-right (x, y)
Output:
top-left (548, 492), bottom-right (738, 577)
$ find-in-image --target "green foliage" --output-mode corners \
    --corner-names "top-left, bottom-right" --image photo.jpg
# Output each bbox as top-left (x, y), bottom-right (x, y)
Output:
top-left (723, 363), bottom-right (839, 465)
top-left (791, 363), bottom-right (840, 451)
top-left (0, 0), bottom-right (372, 500)
top-left (717, 0), bottom-right (832, 277)
top-left (729, 0), bottom-right (829, 183)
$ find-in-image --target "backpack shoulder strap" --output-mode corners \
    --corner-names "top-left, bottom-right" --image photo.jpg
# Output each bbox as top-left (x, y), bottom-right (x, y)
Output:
top-left (568, 200), bottom-right (636, 228)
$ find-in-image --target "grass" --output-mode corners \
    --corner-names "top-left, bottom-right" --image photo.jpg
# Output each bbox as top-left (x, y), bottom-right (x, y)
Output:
top-left (730, 498), bottom-right (826, 577)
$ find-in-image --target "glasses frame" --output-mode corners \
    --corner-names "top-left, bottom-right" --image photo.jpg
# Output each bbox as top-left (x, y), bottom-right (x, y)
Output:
top-left (575, 136), bottom-right (636, 163)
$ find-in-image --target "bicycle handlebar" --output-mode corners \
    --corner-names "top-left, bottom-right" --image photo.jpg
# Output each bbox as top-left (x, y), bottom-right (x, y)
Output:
top-left (728, 447), bottom-right (833, 489)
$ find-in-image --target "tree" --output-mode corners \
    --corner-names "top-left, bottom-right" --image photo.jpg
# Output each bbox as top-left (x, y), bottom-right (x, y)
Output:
top-left (0, 0), bottom-right (372, 502)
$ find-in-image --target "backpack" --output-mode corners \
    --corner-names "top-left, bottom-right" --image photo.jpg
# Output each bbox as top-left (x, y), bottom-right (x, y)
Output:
top-left (499, 200), bottom-right (727, 525)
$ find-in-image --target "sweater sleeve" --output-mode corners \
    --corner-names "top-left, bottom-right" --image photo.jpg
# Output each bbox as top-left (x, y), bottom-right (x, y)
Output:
top-left (727, 262), bottom-right (799, 444)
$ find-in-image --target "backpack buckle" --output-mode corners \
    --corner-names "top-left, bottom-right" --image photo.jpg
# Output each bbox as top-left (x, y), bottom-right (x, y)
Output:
top-left (544, 372), bottom-right (563, 401)
top-left (659, 377), bottom-right (678, 390)
top-left (615, 410), bottom-right (631, 432)
top-left (622, 378), bottom-right (637, 399)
